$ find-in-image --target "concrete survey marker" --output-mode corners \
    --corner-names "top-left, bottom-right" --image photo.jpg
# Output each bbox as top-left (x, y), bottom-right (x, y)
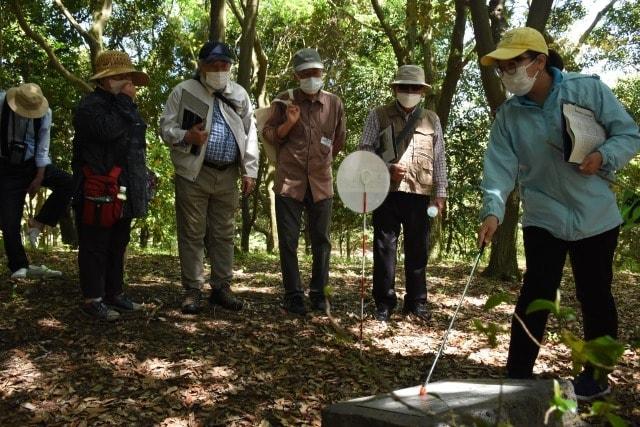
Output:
top-left (322, 379), bottom-right (584, 427)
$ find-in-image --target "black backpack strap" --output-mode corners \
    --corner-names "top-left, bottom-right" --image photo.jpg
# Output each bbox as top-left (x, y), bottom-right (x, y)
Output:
top-left (33, 116), bottom-right (42, 157)
top-left (0, 98), bottom-right (10, 157)
top-left (213, 91), bottom-right (240, 116)
top-left (393, 106), bottom-right (423, 162)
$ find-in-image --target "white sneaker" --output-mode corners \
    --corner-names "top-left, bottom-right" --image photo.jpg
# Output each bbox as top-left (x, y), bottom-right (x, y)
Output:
top-left (27, 264), bottom-right (62, 278)
top-left (11, 268), bottom-right (28, 279)
top-left (28, 227), bottom-right (41, 247)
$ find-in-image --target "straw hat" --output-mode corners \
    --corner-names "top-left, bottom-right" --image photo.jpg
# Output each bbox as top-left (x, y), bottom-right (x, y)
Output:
top-left (89, 50), bottom-right (149, 86)
top-left (6, 83), bottom-right (49, 119)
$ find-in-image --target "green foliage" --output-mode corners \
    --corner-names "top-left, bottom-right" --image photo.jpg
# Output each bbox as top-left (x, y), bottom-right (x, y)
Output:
top-left (483, 291), bottom-right (512, 311)
top-left (587, 1), bottom-right (640, 70)
top-left (526, 290), bottom-right (577, 323)
top-left (472, 320), bottom-right (505, 348)
top-left (589, 401), bottom-right (629, 427)
top-left (544, 379), bottom-right (578, 424)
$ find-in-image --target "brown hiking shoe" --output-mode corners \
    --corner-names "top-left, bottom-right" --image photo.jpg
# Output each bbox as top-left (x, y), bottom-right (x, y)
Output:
top-left (209, 285), bottom-right (243, 311)
top-left (181, 288), bottom-right (203, 314)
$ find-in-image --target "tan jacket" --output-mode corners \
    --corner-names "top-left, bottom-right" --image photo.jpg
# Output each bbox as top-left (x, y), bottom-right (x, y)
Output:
top-left (262, 88), bottom-right (346, 202)
top-left (375, 103), bottom-right (437, 195)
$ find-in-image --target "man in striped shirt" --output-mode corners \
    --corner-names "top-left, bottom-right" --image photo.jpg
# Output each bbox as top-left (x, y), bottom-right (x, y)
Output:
top-left (358, 65), bottom-right (448, 322)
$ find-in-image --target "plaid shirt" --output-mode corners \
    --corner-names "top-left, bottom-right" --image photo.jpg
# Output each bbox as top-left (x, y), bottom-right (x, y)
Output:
top-left (204, 100), bottom-right (237, 164)
top-left (359, 102), bottom-right (448, 198)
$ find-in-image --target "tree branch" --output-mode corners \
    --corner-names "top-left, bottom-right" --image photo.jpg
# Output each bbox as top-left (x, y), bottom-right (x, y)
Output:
top-left (326, 0), bottom-right (379, 31)
top-left (53, 0), bottom-right (97, 47)
top-left (578, 0), bottom-right (617, 45)
top-left (8, 0), bottom-right (92, 93)
top-left (370, 0), bottom-right (406, 64)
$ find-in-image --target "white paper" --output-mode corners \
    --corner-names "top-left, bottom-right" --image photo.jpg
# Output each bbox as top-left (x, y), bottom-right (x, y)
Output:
top-left (563, 103), bottom-right (606, 164)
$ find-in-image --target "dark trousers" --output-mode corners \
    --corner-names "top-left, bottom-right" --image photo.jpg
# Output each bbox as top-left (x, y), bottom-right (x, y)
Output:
top-left (275, 192), bottom-right (332, 301)
top-left (77, 214), bottom-right (132, 299)
top-left (507, 226), bottom-right (620, 378)
top-left (372, 192), bottom-right (430, 311)
top-left (0, 160), bottom-right (73, 272)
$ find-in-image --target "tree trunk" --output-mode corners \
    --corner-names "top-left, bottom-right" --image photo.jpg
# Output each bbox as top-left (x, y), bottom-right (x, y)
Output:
top-left (236, 0), bottom-right (258, 89)
top-left (526, 0), bottom-right (553, 31)
top-left (481, 190), bottom-right (521, 281)
top-left (209, 0), bottom-right (225, 42)
top-left (267, 166), bottom-right (278, 251)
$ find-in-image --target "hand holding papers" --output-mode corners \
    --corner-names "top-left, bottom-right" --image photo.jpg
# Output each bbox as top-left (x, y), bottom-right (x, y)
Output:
top-left (179, 89), bottom-right (209, 132)
top-left (562, 103), bottom-right (606, 164)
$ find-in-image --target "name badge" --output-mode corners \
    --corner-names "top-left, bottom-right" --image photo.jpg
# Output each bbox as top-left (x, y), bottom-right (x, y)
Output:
top-left (320, 136), bottom-right (333, 147)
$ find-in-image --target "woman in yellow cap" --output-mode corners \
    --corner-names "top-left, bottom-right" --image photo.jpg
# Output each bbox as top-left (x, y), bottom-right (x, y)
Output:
top-left (72, 50), bottom-right (154, 321)
top-left (477, 27), bottom-right (640, 401)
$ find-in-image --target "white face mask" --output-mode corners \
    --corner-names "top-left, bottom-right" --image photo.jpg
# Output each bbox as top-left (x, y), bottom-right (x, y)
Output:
top-left (205, 71), bottom-right (230, 91)
top-left (108, 79), bottom-right (130, 95)
top-left (299, 77), bottom-right (323, 94)
top-left (396, 92), bottom-right (422, 109)
top-left (500, 60), bottom-right (539, 96)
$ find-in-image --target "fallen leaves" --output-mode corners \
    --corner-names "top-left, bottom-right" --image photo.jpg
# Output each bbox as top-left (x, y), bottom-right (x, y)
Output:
top-left (0, 251), bottom-right (638, 425)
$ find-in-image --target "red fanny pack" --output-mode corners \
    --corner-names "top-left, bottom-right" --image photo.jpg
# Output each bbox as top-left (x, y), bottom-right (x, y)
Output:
top-left (82, 165), bottom-right (123, 227)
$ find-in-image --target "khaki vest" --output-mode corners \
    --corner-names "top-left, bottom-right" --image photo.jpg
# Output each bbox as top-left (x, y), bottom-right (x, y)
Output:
top-left (375, 102), bottom-right (437, 195)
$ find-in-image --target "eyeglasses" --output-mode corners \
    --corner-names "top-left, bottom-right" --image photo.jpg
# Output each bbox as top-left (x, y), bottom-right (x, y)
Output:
top-left (395, 84), bottom-right (424, 92)
top-left (494, 56), bottom-right (533, 77)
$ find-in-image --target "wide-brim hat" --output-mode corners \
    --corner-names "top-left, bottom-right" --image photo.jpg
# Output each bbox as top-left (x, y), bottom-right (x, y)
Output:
top-left (480, 27), bottom-right (549, 66)
top-left (390, 65), bottom-right (431, 88)
top-left (6, 83), bottom-right (49, 119)
top-left (293, 48), bottom-right (324, 72)
top-left (89, 50), bottom-right (150, 86)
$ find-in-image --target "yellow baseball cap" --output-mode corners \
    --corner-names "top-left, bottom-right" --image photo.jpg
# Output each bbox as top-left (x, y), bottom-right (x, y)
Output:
top-left (480, 27), bottom-right (548, 66)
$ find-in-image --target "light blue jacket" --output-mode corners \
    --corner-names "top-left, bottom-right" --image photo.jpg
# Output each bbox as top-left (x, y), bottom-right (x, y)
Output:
top-left (480, 69), bottom-right (640, 241)
top-left (0, 91), bottom-right (52, 167)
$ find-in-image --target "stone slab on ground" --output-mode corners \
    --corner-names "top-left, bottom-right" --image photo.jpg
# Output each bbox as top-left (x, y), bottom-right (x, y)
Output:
top-left (322, 378), bottom-right (584, 427)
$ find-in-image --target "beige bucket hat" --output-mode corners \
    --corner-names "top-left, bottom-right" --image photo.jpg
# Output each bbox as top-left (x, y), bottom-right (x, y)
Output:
top-left (390, 65), bottom-right (431, 88)
top-left (6, 83), bottom-right (49, 119)
top-left (89, 50), bottom-right (149, 86)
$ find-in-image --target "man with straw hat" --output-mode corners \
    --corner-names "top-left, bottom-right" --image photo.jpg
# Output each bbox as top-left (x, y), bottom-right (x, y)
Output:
top-left (0, 83), bottom-right (73, 279)
top-left (359, 64), bottom-right (448, 322)
top-left (160, 41), bottom-right (259, 315)
top-left (72, 50), bottom-right (154, 321)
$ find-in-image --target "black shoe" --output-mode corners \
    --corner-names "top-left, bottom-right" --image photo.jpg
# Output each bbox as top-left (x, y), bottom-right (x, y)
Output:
top-left (81, 300), bottom-right (120, 321)
top-left (210, 285), bottom-right (243, 311)
top-left (572, 370), bottom-right (611, 401)
top-left (284, 295), bottom-right (307, 315)
top-left (310, 298), bottom-right (327, 313)
top-left (181, 289), bottom-right (203, 314)
top-left (104, 293), bottom-right (142, 312)
top-left (404, 303), bottom-right (431, 321)
top-left (374, 306), bottom-right (391, 322)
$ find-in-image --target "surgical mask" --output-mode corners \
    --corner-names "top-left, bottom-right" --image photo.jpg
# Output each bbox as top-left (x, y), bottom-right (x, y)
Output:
top-left (205, 71), bottom-right (230, 91)
top-left (299, 77), bottom-right (323, 94)
top-left (396, 92), bottom-right (422, 109)
top-left (500, 60), bottom-right (538, 96)
top-left (108, 79), bottom-right (130, 95)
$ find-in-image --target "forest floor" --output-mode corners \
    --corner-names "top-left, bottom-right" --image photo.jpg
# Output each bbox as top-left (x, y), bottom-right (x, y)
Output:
top-left (1, 249), bottom-right (639, 426)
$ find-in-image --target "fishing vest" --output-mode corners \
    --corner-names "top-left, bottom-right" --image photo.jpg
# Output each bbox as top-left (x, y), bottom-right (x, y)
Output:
top-left (375, 102), bottom-right (437, 195)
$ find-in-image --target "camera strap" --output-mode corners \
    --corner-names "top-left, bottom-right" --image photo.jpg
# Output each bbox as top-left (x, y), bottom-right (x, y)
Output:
top-left (0, 99), bottom-right (42, 160)
top-left (0, 99), bottom-right (9, 157)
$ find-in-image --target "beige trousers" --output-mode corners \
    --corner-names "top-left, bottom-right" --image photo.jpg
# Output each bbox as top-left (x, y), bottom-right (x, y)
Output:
top-left (175, 165), bottom-right (239, 290)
